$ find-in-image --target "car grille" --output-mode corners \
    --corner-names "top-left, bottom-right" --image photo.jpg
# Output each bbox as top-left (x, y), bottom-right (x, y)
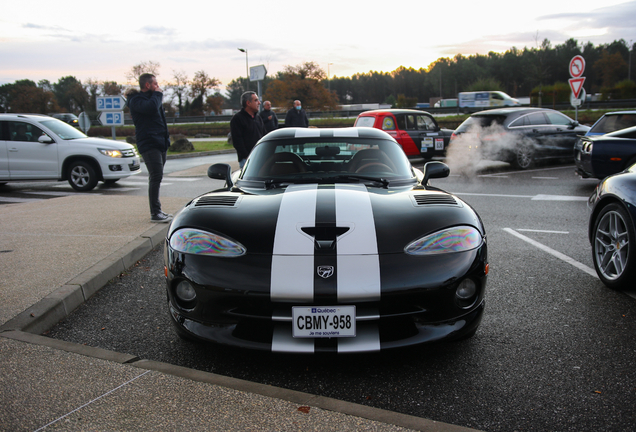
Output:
top-left (194, 196), bottom-right (239, 207)
top-left (121, 149), bottom-right (137, 158)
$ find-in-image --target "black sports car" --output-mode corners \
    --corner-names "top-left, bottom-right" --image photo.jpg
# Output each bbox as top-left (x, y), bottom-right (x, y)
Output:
top-left (588, 162), bottom-right (636, 290)
top-left (575, 125), bottom-right (636, 179)
top-left (164, 127), bottom-right (488, 353)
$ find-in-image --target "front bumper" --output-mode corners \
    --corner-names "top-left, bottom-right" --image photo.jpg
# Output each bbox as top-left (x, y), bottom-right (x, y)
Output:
top-left (165, 242), bottom-right (488, 353)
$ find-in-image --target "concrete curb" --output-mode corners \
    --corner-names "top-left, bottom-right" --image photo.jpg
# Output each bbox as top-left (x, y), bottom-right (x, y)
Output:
top-left (0, 224), bottom-right (168, 335)
top-left (1, 330), bottom-right (480, 432)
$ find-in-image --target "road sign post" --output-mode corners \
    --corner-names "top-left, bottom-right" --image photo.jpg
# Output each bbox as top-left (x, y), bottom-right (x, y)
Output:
top-left (78, 112), bottom-right (91, 134)
top-left (568, 56), bottom-right (586, 121)
top-left (250, 65), bottom-right (267, 111)
top-left (96, 96), bottom-right (127, 140)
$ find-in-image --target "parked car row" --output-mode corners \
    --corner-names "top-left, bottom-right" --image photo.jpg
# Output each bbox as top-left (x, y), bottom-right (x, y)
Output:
top-left (354, 108), bottom-right (636, 176)
top-left (354, 107), bottom-right (636, 294)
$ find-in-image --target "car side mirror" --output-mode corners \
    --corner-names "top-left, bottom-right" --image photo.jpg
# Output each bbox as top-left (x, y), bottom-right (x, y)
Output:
top-left (569, 121), bottom-right (579, 129)
top-left (38, 135), bottom-right (54, 144)
top-left (208, 163), bottom-right (233, 188)
top-left (423, 161), bottom-right (450, 184)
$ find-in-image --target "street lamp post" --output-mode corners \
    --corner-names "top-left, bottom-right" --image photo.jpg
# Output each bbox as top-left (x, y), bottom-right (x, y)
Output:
top-left (238, 48), bottom-right (249, 91)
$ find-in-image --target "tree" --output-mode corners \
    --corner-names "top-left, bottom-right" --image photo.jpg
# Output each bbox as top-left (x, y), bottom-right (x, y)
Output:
top-left (53, 76), bottom-right (89, 113)
top-left (205, 92), bottom-right (226, 115)
top-left (264, 62), bottom-right (338, 110)
top-left (190, 70), bottom-right (220, 101)
top-left (166, 70), bottom-right (189, 115)
top-left (125, 61), bottom-right (161, 84)
top-left (594, 51), bottom-right (628, 87)
top-left (1, 79), bottom-right (60, 113)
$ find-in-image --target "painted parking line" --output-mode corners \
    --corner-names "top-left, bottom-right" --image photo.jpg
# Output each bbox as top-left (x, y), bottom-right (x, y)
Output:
top-left (517, 229), bottom-right (569, 234)
top-left (503, 228), bottom-right (597, 278)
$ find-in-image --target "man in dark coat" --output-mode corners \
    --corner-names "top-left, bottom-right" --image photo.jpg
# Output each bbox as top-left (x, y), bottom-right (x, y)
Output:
top-left (127, 73), bottom-right (172, 223)
top-left (284, 100), bottom-right (309, 127)
top-left (230, 91), bottom-right (265, 168)
top-left (259, 100), bottom-right (278, 133)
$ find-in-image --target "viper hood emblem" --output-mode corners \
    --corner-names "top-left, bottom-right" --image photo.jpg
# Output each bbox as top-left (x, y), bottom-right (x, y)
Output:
top-left (317, 266), bottom-right (334, 279)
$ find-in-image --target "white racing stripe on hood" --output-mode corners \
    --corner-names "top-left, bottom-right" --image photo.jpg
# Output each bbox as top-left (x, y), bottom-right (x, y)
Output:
top-left (271, 184), bottom-right (317, 301)
top-left (270, 184), bottom-right (381, 303)
top-left (335, 184), bottom-right (381, 302)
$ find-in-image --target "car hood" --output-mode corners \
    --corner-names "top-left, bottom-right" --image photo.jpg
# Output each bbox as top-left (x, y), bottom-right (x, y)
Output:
top-left (61, 137), bottom-right (135, 150)
top-left (169, 184), bottom-right (485, 255)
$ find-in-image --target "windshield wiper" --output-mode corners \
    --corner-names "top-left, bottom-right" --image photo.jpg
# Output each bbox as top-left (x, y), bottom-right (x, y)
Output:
top-left (330, 175), bottom-right (390, 187)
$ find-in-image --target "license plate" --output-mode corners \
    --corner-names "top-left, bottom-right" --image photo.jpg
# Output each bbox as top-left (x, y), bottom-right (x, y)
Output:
top-left (422, 138), bottom-right (434, 148)
top-left (292, 306), bottom-right (356, 338)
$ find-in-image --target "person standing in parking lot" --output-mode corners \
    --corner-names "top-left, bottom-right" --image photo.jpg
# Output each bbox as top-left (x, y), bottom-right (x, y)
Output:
top-left (127, 73), bottom-right (172, 223)
top-left (284, 100), bottom-right (309, 128)
top-left (230, 91), bottom-right (265, 168)
top-left (259, 100), bottom-right (278, 133)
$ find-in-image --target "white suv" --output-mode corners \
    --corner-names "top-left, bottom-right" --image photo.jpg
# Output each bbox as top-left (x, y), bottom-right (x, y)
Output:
top-left (0, 114), bottom-right (141, 191)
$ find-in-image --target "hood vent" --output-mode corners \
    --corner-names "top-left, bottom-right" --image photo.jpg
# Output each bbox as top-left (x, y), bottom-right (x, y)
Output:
top-left (413, 194), bottom-right (458, 206)
top-left (301, 226), bottom-right (350, 250)
top-left (194, 195), bottom-right (239, 207)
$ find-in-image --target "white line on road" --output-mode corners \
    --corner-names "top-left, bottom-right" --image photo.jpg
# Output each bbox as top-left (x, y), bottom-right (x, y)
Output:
top-left (503, 228), bottom-right (597, 278)
top-left (517, 229), bottom-right (570, 234)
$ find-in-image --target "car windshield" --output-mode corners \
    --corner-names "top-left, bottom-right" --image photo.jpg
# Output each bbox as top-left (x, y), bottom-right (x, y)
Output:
top-left (589, 113), bottom-right (636, 134)
top-left (40, 119), bottom-right (87, 140)
top-left (455, 115), bottom-right (507, 133)
top-left (240, 137), bottom-right (414, 187)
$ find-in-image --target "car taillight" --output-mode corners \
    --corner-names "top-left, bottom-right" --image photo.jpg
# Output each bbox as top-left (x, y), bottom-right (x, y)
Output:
top-left (450, 132), bottom-right (457, 141)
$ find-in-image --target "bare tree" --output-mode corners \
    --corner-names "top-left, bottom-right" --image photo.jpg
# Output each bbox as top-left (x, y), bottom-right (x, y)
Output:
top-left (166, 70), bottom-right (189, 115)
top-left (125, 61), bottom-right (161, 85)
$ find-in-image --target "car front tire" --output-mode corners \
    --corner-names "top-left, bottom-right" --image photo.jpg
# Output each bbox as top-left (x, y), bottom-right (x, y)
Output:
top-left (68, 161), bottom-right (98, 191)
top-left (592, 203), bottom-right (635, 290)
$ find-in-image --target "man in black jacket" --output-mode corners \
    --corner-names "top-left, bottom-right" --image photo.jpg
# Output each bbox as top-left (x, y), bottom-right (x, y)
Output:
top-left (230, 91), bottom-right (265, 168)
top-left (127, 73), bottom-right (172, 223)
top-left (259, 100), bottom-right (278, 133)
top-left (284, 100), bottom-right (309, 128)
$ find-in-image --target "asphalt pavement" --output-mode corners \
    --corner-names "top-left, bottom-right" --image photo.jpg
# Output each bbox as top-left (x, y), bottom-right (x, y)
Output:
top-left (0, 153), bottom-right (478, 432)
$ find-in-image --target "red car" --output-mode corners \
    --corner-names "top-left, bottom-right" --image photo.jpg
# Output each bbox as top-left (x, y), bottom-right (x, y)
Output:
top-left (354, 109), bottom-right (453, 158)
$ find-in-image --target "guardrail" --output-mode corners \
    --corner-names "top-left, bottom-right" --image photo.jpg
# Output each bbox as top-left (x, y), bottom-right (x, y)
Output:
top-left (97, 99), bottom-right (636, 127)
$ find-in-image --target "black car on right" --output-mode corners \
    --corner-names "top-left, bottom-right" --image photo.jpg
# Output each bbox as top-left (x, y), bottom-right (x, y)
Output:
top-left (574, 126), bottom-right (636, 179)
top-left (451, 107), bottom-right (589, 169)
top-left (588, 162), bottom-right (636, 289)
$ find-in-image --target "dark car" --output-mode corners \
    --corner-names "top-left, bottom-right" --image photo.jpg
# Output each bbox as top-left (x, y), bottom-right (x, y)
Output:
top-left (450, 107), bottom-right (590, 169)
top-left (164, 127), bottom-right (488, 353)
top-left (585, 110), bottom-right (636, 136)
top-left (575, 126), bottom-right (636, 179)
top-left (50, 113), bottom-right (79, 128)
top-left (354, 109), bottom-right (453, 159)
top-left (588, 162), bottom-right (636, 289)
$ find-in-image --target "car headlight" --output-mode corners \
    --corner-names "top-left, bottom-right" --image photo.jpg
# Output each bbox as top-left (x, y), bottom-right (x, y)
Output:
top-left (169, 228), bottom-right (246, 257)
top-left (99, 149), bottom-right (123, 158)
top-left (405, 226), bottom-right (483, 255)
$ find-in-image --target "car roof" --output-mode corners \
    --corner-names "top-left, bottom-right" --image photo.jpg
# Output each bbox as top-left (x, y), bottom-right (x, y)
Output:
top-left (471, 107), bottom-right (555, 116)
top-left (0, 113), bottom-right (52, 121)
top-left (259, 126), bottom-right (396, 143)
top-left (599, 110), bottom-right (636, 116)
top-left (358, 109), bottom-right (433, 116)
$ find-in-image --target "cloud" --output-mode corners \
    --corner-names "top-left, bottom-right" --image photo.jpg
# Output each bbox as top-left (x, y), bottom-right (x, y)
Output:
top-left (138, 26), bottom-right (176, 36)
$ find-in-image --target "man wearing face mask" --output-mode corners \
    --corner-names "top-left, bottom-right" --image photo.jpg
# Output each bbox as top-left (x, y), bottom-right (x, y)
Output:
top-left (284, 99), bottom-right (309, 128)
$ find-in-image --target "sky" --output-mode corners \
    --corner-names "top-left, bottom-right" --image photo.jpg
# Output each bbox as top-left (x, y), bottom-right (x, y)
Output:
top-left (2, 0), bottom-right (636, 94)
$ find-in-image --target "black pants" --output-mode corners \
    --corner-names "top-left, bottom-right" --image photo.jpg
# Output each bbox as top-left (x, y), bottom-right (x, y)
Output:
top-left (141, 149), bottom-right (167, 215)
